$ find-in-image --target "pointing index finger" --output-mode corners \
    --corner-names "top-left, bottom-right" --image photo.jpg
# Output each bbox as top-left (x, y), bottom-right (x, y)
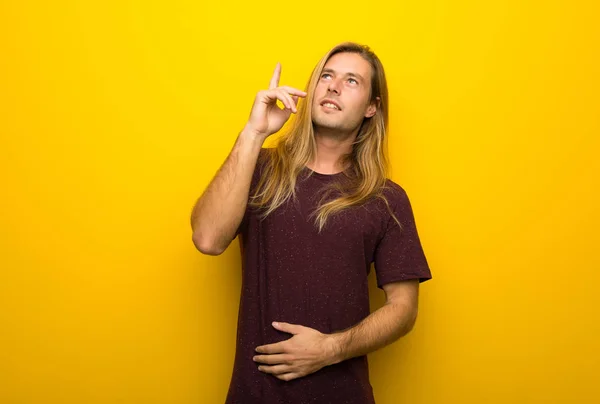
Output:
top-left (269, 62), bottom-right (281, 90)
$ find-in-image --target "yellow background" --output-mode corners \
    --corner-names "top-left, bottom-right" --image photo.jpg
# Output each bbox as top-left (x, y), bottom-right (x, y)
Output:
top-left (1, 1), bottom-right (598, 403)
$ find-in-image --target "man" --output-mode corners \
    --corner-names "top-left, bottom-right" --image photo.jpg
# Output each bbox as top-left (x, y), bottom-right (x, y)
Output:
top-left (191, 42), bottom-right (432, 404)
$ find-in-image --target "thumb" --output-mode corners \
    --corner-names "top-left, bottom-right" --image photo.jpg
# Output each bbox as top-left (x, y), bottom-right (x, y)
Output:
top-left (272, 321), bottom-right (304, 335)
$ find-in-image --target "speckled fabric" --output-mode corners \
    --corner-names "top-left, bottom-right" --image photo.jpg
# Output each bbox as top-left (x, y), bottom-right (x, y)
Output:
top-left (226, 148), bottom-right (432, 404)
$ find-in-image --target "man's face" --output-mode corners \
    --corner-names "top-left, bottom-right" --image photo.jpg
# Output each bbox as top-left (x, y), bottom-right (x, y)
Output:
top-left (311, 52), bottom-right (377, 134)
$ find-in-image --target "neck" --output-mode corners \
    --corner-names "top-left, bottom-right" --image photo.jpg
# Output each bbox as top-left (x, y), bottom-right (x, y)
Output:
top-left (307, 126), bottom-right (359, 174)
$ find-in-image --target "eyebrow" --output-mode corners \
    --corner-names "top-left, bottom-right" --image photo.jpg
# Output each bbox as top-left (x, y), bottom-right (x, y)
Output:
top-left (322, 68), bottom-right (365, 82)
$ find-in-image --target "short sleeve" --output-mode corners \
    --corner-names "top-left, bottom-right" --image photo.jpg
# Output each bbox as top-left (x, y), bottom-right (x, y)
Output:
top-left (373, 183), bottom-right (432, 288)
top-left (235, 147), bottom-right (270, 237)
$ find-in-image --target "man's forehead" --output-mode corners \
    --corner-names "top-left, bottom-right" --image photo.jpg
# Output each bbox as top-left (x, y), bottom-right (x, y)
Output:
top-left (323, 53), bottom-right (371, 78)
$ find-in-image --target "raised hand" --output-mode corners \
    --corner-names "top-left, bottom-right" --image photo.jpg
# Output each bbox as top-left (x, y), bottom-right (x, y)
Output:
top-left (245, 63), bottom-right (307, 138)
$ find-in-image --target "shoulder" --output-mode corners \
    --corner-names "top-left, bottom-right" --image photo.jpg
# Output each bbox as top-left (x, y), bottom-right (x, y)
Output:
top-left (380, 178), bottom-right (409, 205)
top-left (376, 178), bottom-right (419, 225)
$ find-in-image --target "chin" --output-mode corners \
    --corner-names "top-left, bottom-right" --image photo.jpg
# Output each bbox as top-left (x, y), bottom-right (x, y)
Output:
top-left (312, 117), bottom-right (336, 130)
top-left (313, 122), bottom-right (349, 134)
top-left (313, 113), bottom-right (339, 127)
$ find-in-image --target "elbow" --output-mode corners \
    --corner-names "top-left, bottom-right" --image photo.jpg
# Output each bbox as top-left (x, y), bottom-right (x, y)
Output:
top-left (192, 232), bottom-right (227, 256)
top-left (404, 307), bottom-right (419, 335)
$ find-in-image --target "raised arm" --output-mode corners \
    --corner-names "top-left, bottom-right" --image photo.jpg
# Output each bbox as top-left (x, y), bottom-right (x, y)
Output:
top-left (190, 63), bottom-right (306, 255)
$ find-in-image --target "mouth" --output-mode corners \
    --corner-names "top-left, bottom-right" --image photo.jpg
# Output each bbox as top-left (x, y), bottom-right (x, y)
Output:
top-left (320, 99), bottom-right (341, 111)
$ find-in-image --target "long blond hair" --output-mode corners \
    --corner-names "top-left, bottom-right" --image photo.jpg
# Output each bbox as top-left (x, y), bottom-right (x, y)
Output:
top-left (250, 42), bottom-right (400, 231)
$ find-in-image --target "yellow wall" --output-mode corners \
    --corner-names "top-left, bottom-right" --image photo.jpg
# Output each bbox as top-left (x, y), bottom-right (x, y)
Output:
top-left (1, 1), bottom-right (598, 403)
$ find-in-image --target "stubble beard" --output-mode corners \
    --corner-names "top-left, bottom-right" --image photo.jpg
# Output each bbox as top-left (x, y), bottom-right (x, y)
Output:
top-left (312, 111), bottom-right (349, 134)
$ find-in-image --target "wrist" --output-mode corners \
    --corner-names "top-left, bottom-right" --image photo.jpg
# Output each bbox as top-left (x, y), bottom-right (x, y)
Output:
top-left (242, 123), bottom-right (269, 142)
top-left (238, 125), bottom-right (267, 151)
top-left (326, 333), bottom-right (346, 365)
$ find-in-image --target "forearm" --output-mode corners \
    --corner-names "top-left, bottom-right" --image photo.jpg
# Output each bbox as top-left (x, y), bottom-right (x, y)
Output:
top-left (329, 301), bottom-right (418, 364)
top-left (191, 126), bottom-right (265, 254)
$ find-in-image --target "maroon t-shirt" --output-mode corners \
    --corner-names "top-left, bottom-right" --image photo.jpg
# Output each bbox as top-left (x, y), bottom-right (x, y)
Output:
top-left (226, 148), bottom-right (432, 404)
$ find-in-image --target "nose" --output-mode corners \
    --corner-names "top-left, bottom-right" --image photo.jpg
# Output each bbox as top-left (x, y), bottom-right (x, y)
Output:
top-left (327, 78), bottom-right (341, 94)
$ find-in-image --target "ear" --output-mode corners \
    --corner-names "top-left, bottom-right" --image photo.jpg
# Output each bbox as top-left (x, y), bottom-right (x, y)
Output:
top-left (365, 96), bottom-right (380, 118)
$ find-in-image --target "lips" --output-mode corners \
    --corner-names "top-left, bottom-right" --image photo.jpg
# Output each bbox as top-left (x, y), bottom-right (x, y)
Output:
top-left (320, 98), bottom-right (342, 111)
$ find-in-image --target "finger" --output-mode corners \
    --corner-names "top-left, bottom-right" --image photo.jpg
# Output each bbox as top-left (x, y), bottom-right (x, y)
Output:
top-left (253, 354), bottom-right (291, 365)
top-left (269, 62), bottom-right (281, 90)
top-left (262, 89), bottom-right (295, 112)
top-left (273, 321), bottom-right (305, 335)
top-left (256, 341), bottom-right (286, 354)
top-left (258, 364), bottom-right (291, 375)
top-left (274, 89), bottom-right (292, 110)
top-left (276, 89), bottom-right (296, 112)
top-left (276, 372), bottom-right (301, 382)
top-left (269, 89), bottom-right (294, 112)
top-left (279, 86), bottom-right (308, 97)
top-left (261, 89), bottom-right (291, 110)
